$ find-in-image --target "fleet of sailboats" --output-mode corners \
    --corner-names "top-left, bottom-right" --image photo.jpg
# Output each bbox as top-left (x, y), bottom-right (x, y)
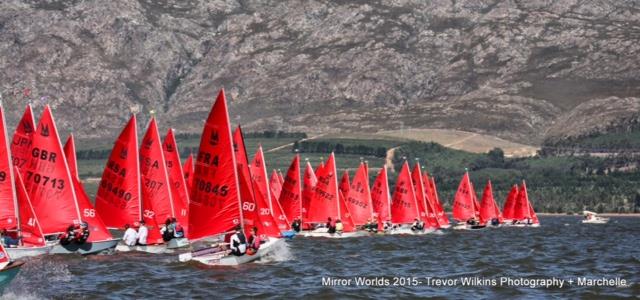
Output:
top-left (0, 88), bottom-right (543, 268)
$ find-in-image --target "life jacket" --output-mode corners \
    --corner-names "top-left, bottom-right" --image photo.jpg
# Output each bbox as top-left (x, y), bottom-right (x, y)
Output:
top-left (232, 232), bottom-right (246, 248)
top-left (175, 224), bottom-right (184, 233)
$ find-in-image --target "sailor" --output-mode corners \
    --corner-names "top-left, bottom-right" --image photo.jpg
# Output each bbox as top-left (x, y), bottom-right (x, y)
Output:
top-left (59, 224), bottom-right (77, 245)
top-left (326, 217), bottom-right (336, 234)
top-left (383, 220), bottom-right (393, 232)
top-left (466, 217), bottom-right (479, 226)
top-left (229, 225), bottom-right (247, 256)
top-left (137, 220), bottom-right (148, 246)
top-left (411, 218), bottom-right (421, 231)
top-left (122, 224), bottom-right (137, 246)
top-left (291, 218), bottom-right (301, 232)
top-left (76, 221), bottom-right (90, 244)
top-left (247, 226), bottom-right (261, 255)
top-left (370, 219), bottom-right (379, 233)
top-left (335, 219), bottom-right (344, 233)
top-left (173, 218), bottom-right (185, 238)
top-left (490, 218), bottom-right (500, 226)
top-left (0, 229), bottom-right (19, 247)
top-left (161, 218), bottom-right (174, 242)
top-left (364, 219), bottom-right (373, 232)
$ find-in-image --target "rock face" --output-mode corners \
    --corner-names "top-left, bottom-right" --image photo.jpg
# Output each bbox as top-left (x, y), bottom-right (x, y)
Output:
top-left (1, 0), bottom-right (639, 143)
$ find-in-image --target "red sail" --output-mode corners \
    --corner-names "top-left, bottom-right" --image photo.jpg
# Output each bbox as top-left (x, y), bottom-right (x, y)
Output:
top-left (270, 170), bottom-right (282, 200)
top-left (502, 184), bottom-right (519, 220)
top-left (190, 89), bottom-right (242, 240)
top-left (514, 181), bottom-right (532, 221)
top-left (338, 190), bottom-right (355, 232)
top-left (411, 164), bottom-right (438, 228)
top-left (307, 153), bottom-right (340, 223)
top-left (339, 170), bottom-right (350, 196)
top-left (301, 160), bottom-right (317, 222)
top-left (371, 166), bottom-right (391, 222)
top-left (162, 129), bottom-right (190, 237)
top-left (452, 172), bottom-right (478, 222)
top-left (232, 126), bottom-right (259, 235)
top-left (479, 180), bottom-right (502, 224)
top-left (250, 146), bottom-right (289, 230)
top-left (24, 105), bottom-right (81, 234)
top-left (315, 161), bottom-right (324, 174)
top-left (345, 162), bottom-right (373, 225)
top-left (11, 105), bottom-right (36, 175)
top-left (64, 136), bottom-right (113, 242)
top-left (278, 170), bottom-right (284, 185)
top-left (95, 115), bottom-right (141, 229)
top-left (391, 162), bottom-right (420, 224)
top-left (528, 201), bottom-right (539, 224)
top-left (0, 108), bottom-right (17, 229)
top-left (253, 183), bottom-right (282, 238)
top-left (278, 155), bottom-right (302, 222)
top-left (14, 167), bottom-right (45, 246)
top-left (183, 154), bottom-right (194, 194)
top-left (424, 174), bottom-right (449, 226)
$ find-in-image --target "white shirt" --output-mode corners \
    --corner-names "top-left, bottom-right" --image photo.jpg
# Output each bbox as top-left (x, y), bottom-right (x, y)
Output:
top-left (123, 228), bottom-right (137, 246)
top-left (230, 233), bottom-right (246, 253)
top-left (137, 225), bottom-right (148, 245)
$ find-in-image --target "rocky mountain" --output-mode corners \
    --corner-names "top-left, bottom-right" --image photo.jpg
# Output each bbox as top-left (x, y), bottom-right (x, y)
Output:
top-left (1, 0), bottom-right (639, 145)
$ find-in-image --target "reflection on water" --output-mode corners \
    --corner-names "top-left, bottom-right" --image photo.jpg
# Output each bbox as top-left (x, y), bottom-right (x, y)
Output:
top-left (2, 216), bottom-right (638, 299)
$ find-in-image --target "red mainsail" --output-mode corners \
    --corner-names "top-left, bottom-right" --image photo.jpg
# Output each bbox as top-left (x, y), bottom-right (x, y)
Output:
top-left (338, 190), bottom-right (355, 232)
top-left (189, 89), bottom-right (242, 240)
top-left (307, 153), bottom-right (340, 223)
top-left (232, 126), bottom-right (260, 236)
top-left (339, 170), bottom-right (350, 196)
top-left (0, 107), bottom-right (17, 229)
top-left (391, 161), bottom-right (420, 224)
top-left (514, 181), bottom-right (533, 221)
top-left (14, 168), bottom-right (45, 246)
top-left (95, 115), bottom-right (142, 229)
top-left (11, 105), bottom-right (35, 175)
top-left (183, 154), bottom-right (194, 195)
top-left (479, 180), bottom-right (502, 224)
top-left (278, 155), bottom-right (302, 222)
top-left (64, 136), bottom-right (113, 242)
top-left (24, 105), bottom-right (81, 234)
top-left (345, 162), bottom-right (373, 225)
top-left (269, 170), bottom-right (282, 200)
top-left (411, 163), bottom-right (438, 228)
top-left (301, 160), bottom-right (317, 222)
top-left (250, 146), bottom-right (289, 230)
top-left (162, 129), bottom-right (190, 237)
top-left (371, 166), bottom-right (391, 222)
top-left (502, 184), bottom-right (519, 220)
top-left (452, 172), bottom-right (478, 222)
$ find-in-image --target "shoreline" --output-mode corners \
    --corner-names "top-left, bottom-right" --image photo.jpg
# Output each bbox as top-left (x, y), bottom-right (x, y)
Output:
top-left (537, 213), bottom-right (640, 217)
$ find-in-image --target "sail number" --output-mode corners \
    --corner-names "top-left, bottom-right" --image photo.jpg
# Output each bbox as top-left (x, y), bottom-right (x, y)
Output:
top-left (25, 171), bottom-right (64, 190)
top-left (100, 180), bottom-right (133, 201)
top-left (84, 208), bottom-right (96, 218)
top-left (143, 178), bottom-right (164, 191)
top-left (194, 178), bottom-right (228, 196)
top-left (242, 202), bottom-right (255, 211)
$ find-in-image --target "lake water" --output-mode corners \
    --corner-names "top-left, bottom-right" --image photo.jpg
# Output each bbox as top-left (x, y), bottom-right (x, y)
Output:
top-left (2, 216), bottom-right (638, 299)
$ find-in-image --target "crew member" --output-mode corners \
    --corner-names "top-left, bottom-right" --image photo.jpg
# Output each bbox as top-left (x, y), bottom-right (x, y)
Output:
top-left (123, 224), bottom-right (137, 246)
top-left (291, 218), bottom-right (301, 232)
top-left (326, 217), bottom-right (336, 234)
top-left (161, 219), bottom-right (174, 242)
top-left (137, 220), bottom-right (148, 246)
top-left (335, 219), bottom-right (344, 233)
top-left (0, 229), bottom-right (19, 247)
top-left (247, 226), bottom-right (261, 255)
top-left (229, 225), bottom-right (247, 256)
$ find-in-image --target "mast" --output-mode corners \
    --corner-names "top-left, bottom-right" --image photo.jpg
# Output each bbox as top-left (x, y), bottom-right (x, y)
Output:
top-left (134, 114), bottom-right (143, 222)
top-left (1, 106), bottom-right (20, 241)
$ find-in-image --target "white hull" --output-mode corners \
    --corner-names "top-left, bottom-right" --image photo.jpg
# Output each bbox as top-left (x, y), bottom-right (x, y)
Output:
top-left (50, 239), bottom-right (120, 255)
top-left (452, 224), bottom-right (486, 230)
top-left (302, 228), bottom-right (370, 238)
top-left (6, 245), bottom-right (54, 259)
top-left (387, 227), bottom-right (436, 235)
top-left (582, 218), bottom-right (609, 224)
top-left (116, 238), bottom-right (189, 254)
top-left (503, 223), bottom-right (540, 228)
top-left (439, 224), bottom-right (451, 229)
top-left (179, 238), bottom-right (284, 266)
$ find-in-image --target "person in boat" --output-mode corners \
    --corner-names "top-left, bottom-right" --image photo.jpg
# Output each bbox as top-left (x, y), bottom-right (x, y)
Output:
top-left (75, 221), bottom-right (90, 244)
top-left (59, 224), bottom-right (77, 245)
top-left (411, 218), bottom-right (424, 231)
top-left (335, 219), bottom-right (344, 234)
top-left (291, 218), bottom-right (301, 232)
top-left (137, 220), bottom-right (148, 246)
top-left (326, 217), bottom-right (336, 234)
top-left (229, 225), bottom-right (247, 256)
top-left (490, 218), bottom-right (500, 226)
top-left (0, 229), bottom-right (19, 247)
top-left (466, 217), bottom-right (479, 227)
top-left (246, 226), bottom-right (261, 255)
top-left (123, 224), bottom-right (137, 246)
top-left (525, 218), bottom-right (533, 225)
top-left (383, 220), bottom-right (393, 232)
top-left (161, 218), bottom-right (174, 242)
top-left (173, 218), bottom-right (185, 238)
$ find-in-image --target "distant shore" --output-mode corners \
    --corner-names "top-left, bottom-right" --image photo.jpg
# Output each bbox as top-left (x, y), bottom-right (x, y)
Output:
top-left (537, 213), bottom-right (640, 217)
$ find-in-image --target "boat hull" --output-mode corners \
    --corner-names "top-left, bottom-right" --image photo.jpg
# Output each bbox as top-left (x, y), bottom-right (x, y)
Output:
top-left (180, 238), bottom-right (284, 266)
top-left (50, 239), bottom-right (120, 255)
top-left (0, 261), bottom-right (24, 293)
top-left (6, 245), bottom-right (54, 259)
top-left (452, 224), bottom-right (486, 230)
top-left (582, 218), bottom-right (609, 224)
top-left (116, 238), bottom-right (189, 254)
top-left (387, 227), bottom-right (437, 235)
top-left (302, 228), bottom-right (370, 238)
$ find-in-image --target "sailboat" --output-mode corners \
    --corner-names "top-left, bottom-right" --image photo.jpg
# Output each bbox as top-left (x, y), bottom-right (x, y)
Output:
top-left (301, 159), bottom-right (317, 230)
top-left (344, 162), bottom-right (374, 226)
top-left (339, 170), bottom-right (350, 196)
top-left (511, 181), bottom-right (540, 227)
top-left (388, 161), bottom-right (425, 235)
top-left (278, 154), bottom-right (302, 237)
top-left (303, 153), bottom-right (367, 238)
top-left (113, 117), bottom-right (189, 253)
top-left (269, 169), bottom-right (282, 200)
top-left (452, 171), bottom-right (485, 230)
top-left (178, 89), bottom-right (284, 266)
top-left (411, 163), bottom-right (439, 231)
top-left (24, 106), bottom-right (117, 254)
top-left (250, 146), bottom-right (290, 232)
top-left (478, 180), bottom-right (503, 227)
top-left (183, 154), bottom-right (194, 195)
top-left (425, 174), bottom-right (450, 228)
top-left (371, 166), bottom-right (391, 232)
top-left (501, 184), bottom-right (518, 225)
top-left (0, 105), bottom-right (52, 258)
top-left (0, 243), bottom-right (24, 293)
top-left (162, 129), bottom-right (190, 237)
top-left (10, 105), bottom-right (35, 176)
